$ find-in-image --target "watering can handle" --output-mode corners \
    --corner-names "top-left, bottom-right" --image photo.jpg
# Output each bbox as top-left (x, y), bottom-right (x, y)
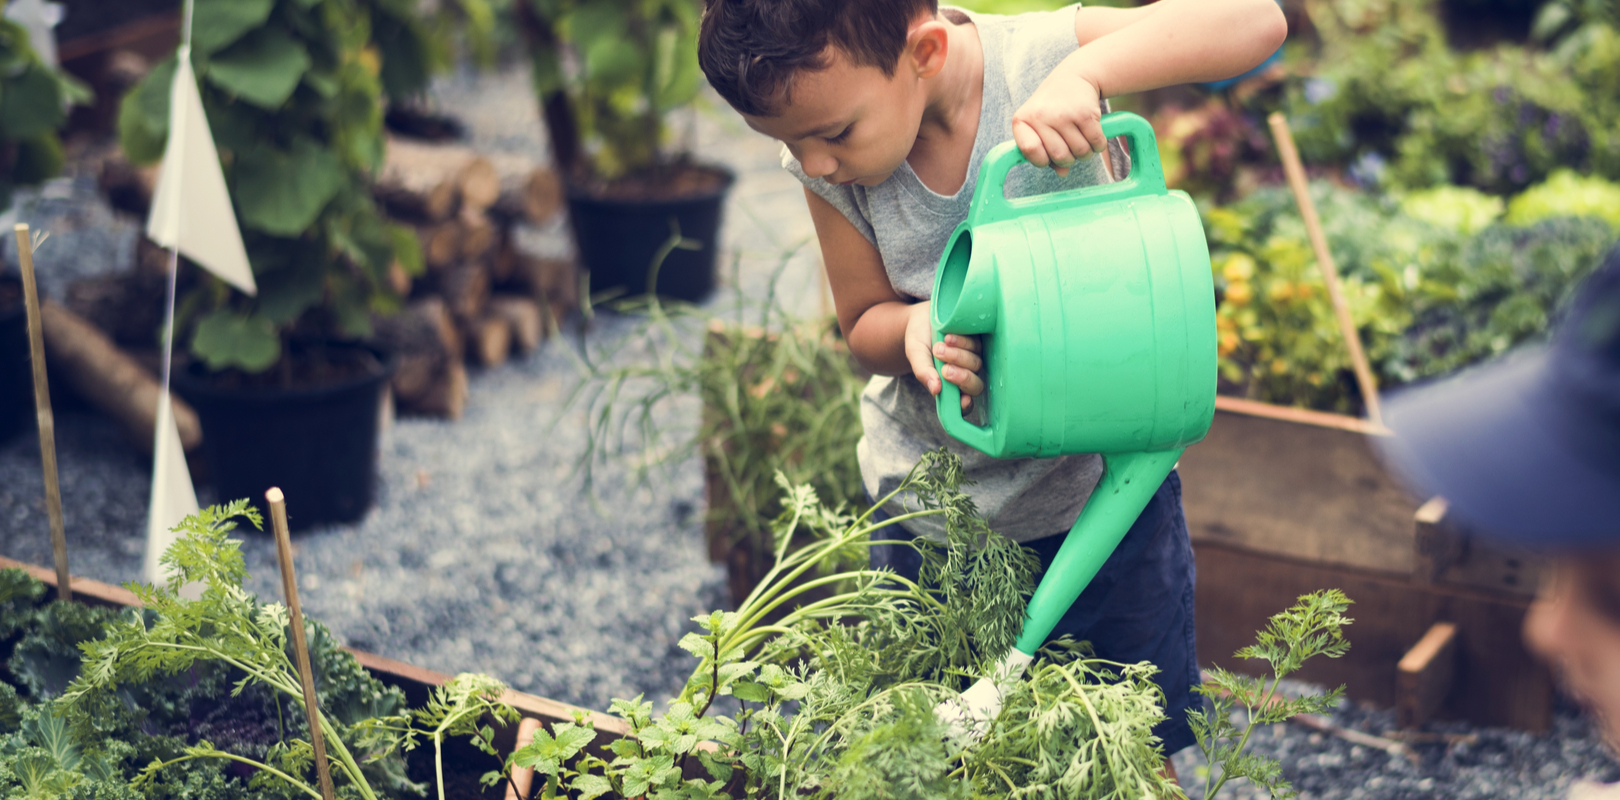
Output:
top-left (971, 111), bottom-right (1167, 229)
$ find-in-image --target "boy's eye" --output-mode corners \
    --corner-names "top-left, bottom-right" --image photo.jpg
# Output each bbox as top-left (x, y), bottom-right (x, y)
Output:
top-left (825, 125), bottom-right (852, 145)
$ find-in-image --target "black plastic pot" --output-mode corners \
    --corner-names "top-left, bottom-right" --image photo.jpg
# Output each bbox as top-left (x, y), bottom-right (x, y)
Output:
top-left (0, 274), bottom-right (30, 446)
top-left (567, 166), bottom-right (735, 303)
top-left (174, 344), bottom-right (396, 532)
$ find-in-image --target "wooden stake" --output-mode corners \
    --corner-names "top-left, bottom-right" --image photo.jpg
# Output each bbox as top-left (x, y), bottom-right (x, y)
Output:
top-left (1266, 113), bottom-right (1385, 427)
top-left (266, 487), bottom-right (336, 800)
top-left (15, 223), bottom-right (70, 602)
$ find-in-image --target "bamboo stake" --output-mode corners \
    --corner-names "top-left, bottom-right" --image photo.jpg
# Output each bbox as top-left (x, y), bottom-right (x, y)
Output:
top-left (15, 223), bottom-right (70, 602)
top-left (266, 487), bottom-right (336, 800)
top-left (1266, 113), bottom-right (1385, 427)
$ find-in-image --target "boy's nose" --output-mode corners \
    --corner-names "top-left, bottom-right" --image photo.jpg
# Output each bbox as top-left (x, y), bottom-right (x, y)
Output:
top-left (802, 153), bottom-right (838, 180)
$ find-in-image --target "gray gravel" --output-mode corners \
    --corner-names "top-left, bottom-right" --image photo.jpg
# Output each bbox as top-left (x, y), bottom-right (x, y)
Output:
top-left (1, 60), bottom-right (1617, 798)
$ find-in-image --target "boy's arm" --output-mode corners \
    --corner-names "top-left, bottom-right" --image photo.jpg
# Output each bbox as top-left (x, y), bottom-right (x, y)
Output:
top-left (806, 187), bottom-right (982, 407)
top-left (1013, 0), bottom-right (1288, 173)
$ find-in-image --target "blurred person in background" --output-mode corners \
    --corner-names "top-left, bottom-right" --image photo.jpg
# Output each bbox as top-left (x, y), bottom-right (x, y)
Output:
top-left (1380, 244), bottom-right (1620, 799)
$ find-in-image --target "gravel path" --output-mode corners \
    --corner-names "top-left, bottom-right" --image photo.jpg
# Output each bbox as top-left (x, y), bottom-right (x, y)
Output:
top-left (1, 61), bottom-right (1616, 799)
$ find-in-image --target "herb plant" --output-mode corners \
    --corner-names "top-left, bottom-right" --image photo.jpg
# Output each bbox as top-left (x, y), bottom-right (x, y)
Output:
top-left (117, 0), bottom-right (423, 375)
top-left (1191, 589), bottom-right (1353, 799)
top-left (507, 451), bottom-right (1354, 799)
top-left (1207, 178), bottom-right (1618, 412)
top-left (566, 249), bottom-right (867, 599)
top-left (516, 0), bottom-right (704, 180)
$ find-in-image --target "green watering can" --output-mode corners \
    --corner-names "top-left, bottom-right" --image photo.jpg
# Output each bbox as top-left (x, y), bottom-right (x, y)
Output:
top-left (930, 112), bottom-right (1217, 741)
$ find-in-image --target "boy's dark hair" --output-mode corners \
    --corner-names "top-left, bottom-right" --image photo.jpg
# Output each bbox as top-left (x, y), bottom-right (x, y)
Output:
top-left (699, 0), bottom-right (939, 117)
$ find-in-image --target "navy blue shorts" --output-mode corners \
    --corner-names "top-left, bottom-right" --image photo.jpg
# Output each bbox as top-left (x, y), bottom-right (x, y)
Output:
top-left (868, 470), bottom-right (1199, 755)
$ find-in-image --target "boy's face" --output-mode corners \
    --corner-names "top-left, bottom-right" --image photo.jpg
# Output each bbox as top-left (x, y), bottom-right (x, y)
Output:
top-left (742, 46), bottom-right (929, 188)
top-left (1524, 554), bottom-right (1620, 748)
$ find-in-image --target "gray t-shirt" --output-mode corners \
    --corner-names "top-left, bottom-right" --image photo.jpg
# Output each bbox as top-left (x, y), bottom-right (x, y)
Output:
top-left (785, 4), bottom-right (1121, 542)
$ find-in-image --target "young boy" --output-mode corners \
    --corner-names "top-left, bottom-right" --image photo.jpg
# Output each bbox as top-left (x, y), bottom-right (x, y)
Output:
top-left (697, 0), bottom-right (1286, 766)
top-left (1379, 246), bottom-right (1620, 798)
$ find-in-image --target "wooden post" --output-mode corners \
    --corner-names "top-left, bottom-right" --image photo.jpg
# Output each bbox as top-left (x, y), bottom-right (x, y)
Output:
top-left (1266, 113), bottom-right (1385, 427)
top-left (1397, 621), bottom-right (1459, 729)
top-left (504, 717), bottom-right (544, 800)
top-left (266, 487), bottom-right (336, 800)
top-left (15, 223), bottom-right (70, 602)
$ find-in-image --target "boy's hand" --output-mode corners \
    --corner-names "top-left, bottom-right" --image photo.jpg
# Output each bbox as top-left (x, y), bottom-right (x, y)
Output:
top-left (1012, 69), bottom-right (1107, 178)
top-left (906, 302), bottom-right (984, 411)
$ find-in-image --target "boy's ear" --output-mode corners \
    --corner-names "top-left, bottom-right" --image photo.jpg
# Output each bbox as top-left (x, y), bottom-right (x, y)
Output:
top-left (906, 19), bottom-right (950, 79)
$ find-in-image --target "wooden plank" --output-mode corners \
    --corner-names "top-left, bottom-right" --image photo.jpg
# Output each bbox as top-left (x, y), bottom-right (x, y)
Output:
top-left (1180, 405), bottom-right (1422, 573)
top-left (0, 553), bottom-right (632, 740)
top-left (1213, 395), bottom-right (1389, 436)
top-left (1195, 541), bottom-right (1552, 731)
top-left (1397, 621), bottom-right (1458, 729)
top-left (1413, 498), bottom-right (1543, 598)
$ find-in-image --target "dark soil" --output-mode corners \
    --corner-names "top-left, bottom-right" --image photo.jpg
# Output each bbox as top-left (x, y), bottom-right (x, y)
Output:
top-left (57, 0), bottom-right (178, 44)
top-left (406, 736), bottom-right (513, 800)
top-left (569, 161), bottom-right (732, 203)
top-left (193, 344), bottom-right (386, 392)
top-left (0, 277), bottom-right (19, 314)
top-left (385, 103), bottom-right (467, 142)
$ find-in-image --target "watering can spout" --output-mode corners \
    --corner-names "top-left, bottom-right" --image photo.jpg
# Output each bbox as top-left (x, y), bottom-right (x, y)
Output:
top-left (931, 229), bottom-right (998, 335)
top-left (1013, 448), bottom-right (1184, 656)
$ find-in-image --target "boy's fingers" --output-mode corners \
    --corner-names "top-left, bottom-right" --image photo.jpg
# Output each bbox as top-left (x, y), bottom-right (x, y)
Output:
top-left (943, 364), bottom-right (986, 397)
top-left (1081, 117), bottom-right (1108, 164)
top-left (1035, 124), bottom-right (1074, 169)
top-left (1060, 125), bottom-right (1094, 163)
top-left (933, 345), bottom-right (983, 374)
top-left (1012, 121), bottom-right (1049, 167)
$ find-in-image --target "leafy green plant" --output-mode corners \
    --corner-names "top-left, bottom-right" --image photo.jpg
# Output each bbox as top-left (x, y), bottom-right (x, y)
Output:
top-left (506, 451), bottom-right (1352, 799)
top-left (0, 18), bottom-right (88, 212)
top-left (1206, 178), bottom-right (1618, 412)
top-left (118, 0), bottom-right (423, 375)
top-left (365, 0), bottom-right (496, 102)
top-left (1191, 590), bottom-right (1353, 799)
top-left (566, 249), bottom-right (867, 599)
top-left (1277, 0), bottom-right (1620, 194)
top-left (516, 0), bottom-right (705, 181)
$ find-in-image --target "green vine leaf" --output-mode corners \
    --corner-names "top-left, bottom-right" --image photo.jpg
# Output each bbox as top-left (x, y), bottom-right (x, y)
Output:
top-left (0, 65), bottom-right (68, 140)
top-left (205, 27), bottom-right (312, 109)
top-left (191, 309), bottom-right (281, 372)
top-left (191, 0), bottom-right (276, 57)
top-left (233, 139), bottom-right (342, 235)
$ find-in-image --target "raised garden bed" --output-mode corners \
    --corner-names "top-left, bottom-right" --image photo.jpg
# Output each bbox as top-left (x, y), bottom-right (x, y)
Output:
top-left (1179, 395), bottom-right (1553, 731)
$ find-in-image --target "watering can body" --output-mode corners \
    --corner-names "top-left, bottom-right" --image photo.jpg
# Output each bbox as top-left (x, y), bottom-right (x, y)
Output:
top-left (931, 112), bottom-right (1217, 460)
top-left (928, 112), bottom-right (1217, 663)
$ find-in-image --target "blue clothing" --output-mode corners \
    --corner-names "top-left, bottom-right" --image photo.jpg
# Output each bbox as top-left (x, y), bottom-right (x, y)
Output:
top-left (869, 470), bottom-right (1199, 755)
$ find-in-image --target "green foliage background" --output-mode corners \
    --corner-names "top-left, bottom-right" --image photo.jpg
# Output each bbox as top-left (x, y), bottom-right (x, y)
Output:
top-left (0, 19), bottom-right (87, 213)
top-left (118, 0), bottom-right (423, 374)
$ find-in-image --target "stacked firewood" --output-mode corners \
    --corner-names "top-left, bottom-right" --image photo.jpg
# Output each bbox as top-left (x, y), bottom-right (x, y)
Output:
top-left (369, 137), bottom-right (579, 419)
top-left (97, 138), bottom-right (582, 421)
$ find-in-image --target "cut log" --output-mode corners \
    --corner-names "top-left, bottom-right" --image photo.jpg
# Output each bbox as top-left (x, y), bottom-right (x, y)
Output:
top-left (64, 271), bottom-right (168, 346)
top-left (376, 137), bottom-right (469, 222)
top-left (371, 299), bottom-right (468, 418)
top-left (39, 301), bottom-right (203, 454)
top-left (515, 255), bottom-right (579, 325)
top-left (490, 295), bottom-right (543, 353)
top-left (466, 314), bottom-right (512, 367)
top-left (493, 166), bottom-right (564, 226)
top-left (458, 208), bottom-right (498, 262)
top-left (98, 153), bottom-right (160, 218)
top-left (457, 156), bottom-right (501, 214)
top-left (420, 221), bottom-right (463, 272)
top-left (415, 359), bottom-right (468, 419)
top-left (437, 263), bottom-right (491, 324)
top-left (387, 259), bottom-right (413, 298)
top-left (488, 230), bottom-right (519, 286)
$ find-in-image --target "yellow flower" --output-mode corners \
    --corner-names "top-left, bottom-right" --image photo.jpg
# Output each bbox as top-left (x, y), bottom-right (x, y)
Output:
top-left (1268, 282), bottom-right (1294, 303)
top-left (1218, 331), bottom-right (1241, 357)
top-left (1224, 281), bottom-right (1253, 307)
top-left (1221, 253), bottom-right (1257, 283)
top-left (1270, 358), bottom-right (1288, 375)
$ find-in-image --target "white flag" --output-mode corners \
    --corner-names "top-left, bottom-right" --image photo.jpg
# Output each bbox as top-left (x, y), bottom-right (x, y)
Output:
top-left (5, 0), bottom-right (62, 67)
top-left (146, 48), bottom-right (256, 296)
top-left (144, 391), bottom-right (201, 596)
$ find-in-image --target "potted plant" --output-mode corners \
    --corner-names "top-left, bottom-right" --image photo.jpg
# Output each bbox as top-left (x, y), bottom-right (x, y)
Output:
top-left (0, 18), bottom-right (87, 445)
top-left (116, 0), bottom-right (423, 529)
top-left (516, 0), bottom-right (734, 303)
